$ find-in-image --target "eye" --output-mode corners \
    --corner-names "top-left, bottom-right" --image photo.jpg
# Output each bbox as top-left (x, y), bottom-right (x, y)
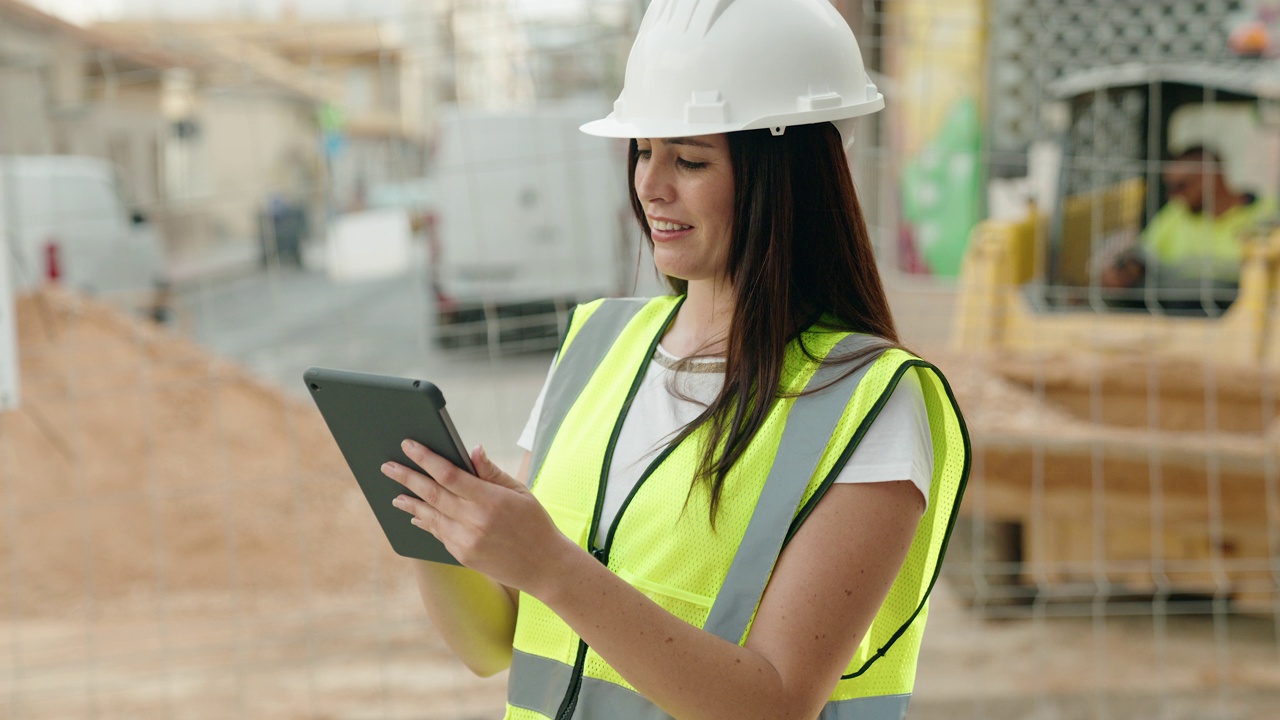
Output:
top-left (636, 146), bottom-right (652, 161)
top-left (677, 158), bottom-right (708, 170)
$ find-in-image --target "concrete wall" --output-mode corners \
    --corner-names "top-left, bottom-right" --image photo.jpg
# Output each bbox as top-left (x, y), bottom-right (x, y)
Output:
top-left (0, 20), bottom-right (57, 155)
top-left (198, 89), bottom-right (324, 250)
top-left (60, 83), bottom-right (167, 211)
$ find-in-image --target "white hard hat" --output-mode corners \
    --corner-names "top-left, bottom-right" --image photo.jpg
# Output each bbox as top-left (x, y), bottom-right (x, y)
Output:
top-left (580, 0), bottom-right (884, 149)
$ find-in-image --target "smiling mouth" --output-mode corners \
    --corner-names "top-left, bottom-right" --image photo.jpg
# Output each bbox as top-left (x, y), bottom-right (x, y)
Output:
top-left (650, 220), bottom-right (692, 231)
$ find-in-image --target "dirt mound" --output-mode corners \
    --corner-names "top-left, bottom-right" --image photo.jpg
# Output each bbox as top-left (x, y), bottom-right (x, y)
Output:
top-left (2, 289), bottom-right (406, 619)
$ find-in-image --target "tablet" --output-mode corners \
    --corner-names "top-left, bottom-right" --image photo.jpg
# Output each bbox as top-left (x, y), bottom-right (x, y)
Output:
top-left (304, 366), bottom-right (473, 565)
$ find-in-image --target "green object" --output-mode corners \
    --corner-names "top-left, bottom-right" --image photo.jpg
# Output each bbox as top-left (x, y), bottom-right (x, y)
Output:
top-left (901, 97), bottom-right (984, 277)
top-left (317, 103), bottom-right (344, 133)
top-left (1143, 196), bottom-right (1280, 282)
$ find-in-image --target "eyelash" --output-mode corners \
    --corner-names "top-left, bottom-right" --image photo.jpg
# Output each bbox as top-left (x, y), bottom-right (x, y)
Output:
top-left (636, 149), bottom-right (708, 170)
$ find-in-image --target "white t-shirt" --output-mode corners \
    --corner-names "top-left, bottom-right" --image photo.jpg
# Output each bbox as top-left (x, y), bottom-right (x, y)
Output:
top-left (518, 344), bottom-right (933, 548)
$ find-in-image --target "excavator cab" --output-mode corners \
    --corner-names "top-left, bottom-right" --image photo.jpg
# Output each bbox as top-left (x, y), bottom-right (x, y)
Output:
top-left (1038, 62), bottom-right (1280, 313)
top-left (955, 60), bottom-right (1280, 363)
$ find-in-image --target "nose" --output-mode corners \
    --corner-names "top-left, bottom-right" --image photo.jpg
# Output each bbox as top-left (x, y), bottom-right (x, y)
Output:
top-left (634, 152), bottom-right (672, 205)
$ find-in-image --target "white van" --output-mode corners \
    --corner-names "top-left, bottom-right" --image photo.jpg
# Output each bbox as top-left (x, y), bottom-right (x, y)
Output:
top-left (1, 156), bottom-right (170, 319)
top-left (428, 100), bottom-right (659, 348)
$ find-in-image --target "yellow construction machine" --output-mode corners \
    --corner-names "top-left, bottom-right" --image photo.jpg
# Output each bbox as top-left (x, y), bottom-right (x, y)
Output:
top-left (948, 61), bottom-right (1280, 613)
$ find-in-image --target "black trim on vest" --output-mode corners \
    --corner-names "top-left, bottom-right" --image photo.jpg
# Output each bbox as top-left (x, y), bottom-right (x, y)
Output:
top-left (585, 297), bottom-right (684, 554)
top-left (555, 303), bottom-right (579, 359)
top-left (783, 359), bottom-right (971, 681)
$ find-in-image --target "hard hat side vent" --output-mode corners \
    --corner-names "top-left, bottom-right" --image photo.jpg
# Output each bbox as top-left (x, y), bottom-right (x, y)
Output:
top-left (801, 90), bottom-right (844, 111)
top-left (686, 91), bottom-right (727, 124)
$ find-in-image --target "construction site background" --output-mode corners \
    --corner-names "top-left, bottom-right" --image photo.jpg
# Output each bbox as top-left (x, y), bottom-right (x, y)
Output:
top-left (2, 1), bottom-right (1279, 719)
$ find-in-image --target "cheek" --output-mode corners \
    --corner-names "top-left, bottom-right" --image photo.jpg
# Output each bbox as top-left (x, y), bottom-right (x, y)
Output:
top-left (704, 175), bottom-right (735, 233)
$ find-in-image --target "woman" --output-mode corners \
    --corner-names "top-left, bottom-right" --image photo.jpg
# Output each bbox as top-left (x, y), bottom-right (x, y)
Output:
top-left (381, 1), bottom-right (969, 718)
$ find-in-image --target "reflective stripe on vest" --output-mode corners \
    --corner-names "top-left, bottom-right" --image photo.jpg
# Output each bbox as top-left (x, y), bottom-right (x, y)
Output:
top-left (701, 332), bottom-right (882, 644)
top-left (509, 650), bottom-right (911, 720)
top-left (529, 298), bottom-right (651, 488)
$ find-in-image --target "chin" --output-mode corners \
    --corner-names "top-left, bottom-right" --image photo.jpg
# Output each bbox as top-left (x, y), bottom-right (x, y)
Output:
top-left (653, 255), bottom-right (710, 284)
top-left (653, 265), bottom-right (701, 284)
top-left (651, 258), bottom-right (687, 282)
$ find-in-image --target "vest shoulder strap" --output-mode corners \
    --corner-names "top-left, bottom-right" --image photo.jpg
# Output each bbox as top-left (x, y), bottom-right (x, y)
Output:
top-left (528, 297), bottom-right (668, 488)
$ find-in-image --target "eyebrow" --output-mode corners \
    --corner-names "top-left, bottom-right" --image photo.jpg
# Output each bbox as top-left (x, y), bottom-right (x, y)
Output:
top-left (662, 137), bottom-right (715, 148)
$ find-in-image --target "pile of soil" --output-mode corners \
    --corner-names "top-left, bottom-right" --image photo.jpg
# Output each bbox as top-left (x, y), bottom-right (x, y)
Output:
top-left (1, 288), bottom-right (406, 619)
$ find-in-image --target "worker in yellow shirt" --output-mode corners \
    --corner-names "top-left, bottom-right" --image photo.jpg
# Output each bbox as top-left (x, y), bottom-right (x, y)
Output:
top-left (1101, 146), bottom-right (1278, 313)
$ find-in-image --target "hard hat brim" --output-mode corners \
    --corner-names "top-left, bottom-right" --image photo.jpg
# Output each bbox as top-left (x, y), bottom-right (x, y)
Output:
top-left (579, 95), bottom-right (885, 141)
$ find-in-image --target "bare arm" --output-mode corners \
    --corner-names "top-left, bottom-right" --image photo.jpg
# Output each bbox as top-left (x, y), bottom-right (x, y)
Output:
top-left (386, 441), bottom-right (924, 720)
top-left (407, 450), bottom-right (530, 676)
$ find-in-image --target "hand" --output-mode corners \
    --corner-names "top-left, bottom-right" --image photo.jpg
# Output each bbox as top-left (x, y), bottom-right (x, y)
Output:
top-left (382, 440), bottom-right (574, 594)
top-left (1100, 255), bottom-right (1143, 289)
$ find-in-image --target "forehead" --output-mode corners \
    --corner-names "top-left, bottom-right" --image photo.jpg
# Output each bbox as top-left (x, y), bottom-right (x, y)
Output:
top-left (636, 135), bottom-right (726, 149)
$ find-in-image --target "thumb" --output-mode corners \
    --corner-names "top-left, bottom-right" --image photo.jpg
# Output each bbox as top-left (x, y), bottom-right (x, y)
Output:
top-left (471, 445), bottom-right (523, 489)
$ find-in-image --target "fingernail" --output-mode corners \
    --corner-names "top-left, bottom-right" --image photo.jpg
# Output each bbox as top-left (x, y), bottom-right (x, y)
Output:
top-left (402, 439), bottom-right (415, 451)
top-left (392, 496), bottom-right (404, 508)
top-left (475, 444), bottom-right (488, 460)
top-left (382, 462), bottom-right (395, 474)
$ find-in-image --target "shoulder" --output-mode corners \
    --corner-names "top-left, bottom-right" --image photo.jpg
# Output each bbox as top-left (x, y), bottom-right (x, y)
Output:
top-left (1247, 195), bottom-right (1279, 216)
top-left (562, 295), bottom-right (655, 335)
top-left (560, 295), bottom-right (682, 358)
top-left (1142, 202), bottom-right (1189, 248)
top-left (567, 296), bottom-right (678, 329)
top-left (1148, 200), bottom-right (1190, 228)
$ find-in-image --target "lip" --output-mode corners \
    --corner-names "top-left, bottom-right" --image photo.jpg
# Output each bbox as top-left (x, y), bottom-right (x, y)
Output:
top-left (647, 215), bottom-right (694, 242)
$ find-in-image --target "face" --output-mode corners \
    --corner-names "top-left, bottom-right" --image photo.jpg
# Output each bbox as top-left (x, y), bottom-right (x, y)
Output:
top-left (633, 134), bottom-right (735, 285)
top-left (1162, 158), bottom-right (1215, 214)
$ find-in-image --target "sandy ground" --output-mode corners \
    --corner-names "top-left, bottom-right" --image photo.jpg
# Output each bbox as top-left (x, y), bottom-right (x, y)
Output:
top-left (4, 583), bottom-right (1277, 719)
top-left (2, 287), bottom-right (1277, 719)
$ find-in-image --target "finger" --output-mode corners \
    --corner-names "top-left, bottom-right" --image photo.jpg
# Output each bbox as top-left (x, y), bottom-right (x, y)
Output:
top-left (393, 493), bottom-right (450, 536)
top-left (402, 439), bottom-right (485, 499)
top-left (382, 461), bottom-right (462, 514)
top-left (471, 445), bottom-right (524, 490)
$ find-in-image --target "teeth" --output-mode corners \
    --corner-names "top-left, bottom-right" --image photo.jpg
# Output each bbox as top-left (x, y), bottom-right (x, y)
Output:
top-left (652, 220), bottom-right (692, 231)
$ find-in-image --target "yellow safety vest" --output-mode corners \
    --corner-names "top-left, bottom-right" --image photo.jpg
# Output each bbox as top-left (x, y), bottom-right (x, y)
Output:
top-left (506, 296), bottom-right (970, 720)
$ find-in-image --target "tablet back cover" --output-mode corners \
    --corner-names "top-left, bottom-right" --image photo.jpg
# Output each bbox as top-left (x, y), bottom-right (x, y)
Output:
top-left (304, 367), bottom-right (468, 565)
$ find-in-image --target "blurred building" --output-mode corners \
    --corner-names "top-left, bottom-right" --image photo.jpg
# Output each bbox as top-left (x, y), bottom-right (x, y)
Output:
top-left (427, 0), bottom-right (635, 110)
top-left (0, 0), bottom-right (187, 215)
top-left (93, 18), bottom-right (430, 274)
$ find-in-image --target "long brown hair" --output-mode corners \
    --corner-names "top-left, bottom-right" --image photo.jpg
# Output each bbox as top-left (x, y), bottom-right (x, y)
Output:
top-left (628, 122), bottom-right (902, 520)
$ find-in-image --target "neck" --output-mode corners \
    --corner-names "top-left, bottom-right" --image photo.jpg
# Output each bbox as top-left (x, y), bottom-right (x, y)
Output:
top-left (664, 277), bottom-right (735, 357)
